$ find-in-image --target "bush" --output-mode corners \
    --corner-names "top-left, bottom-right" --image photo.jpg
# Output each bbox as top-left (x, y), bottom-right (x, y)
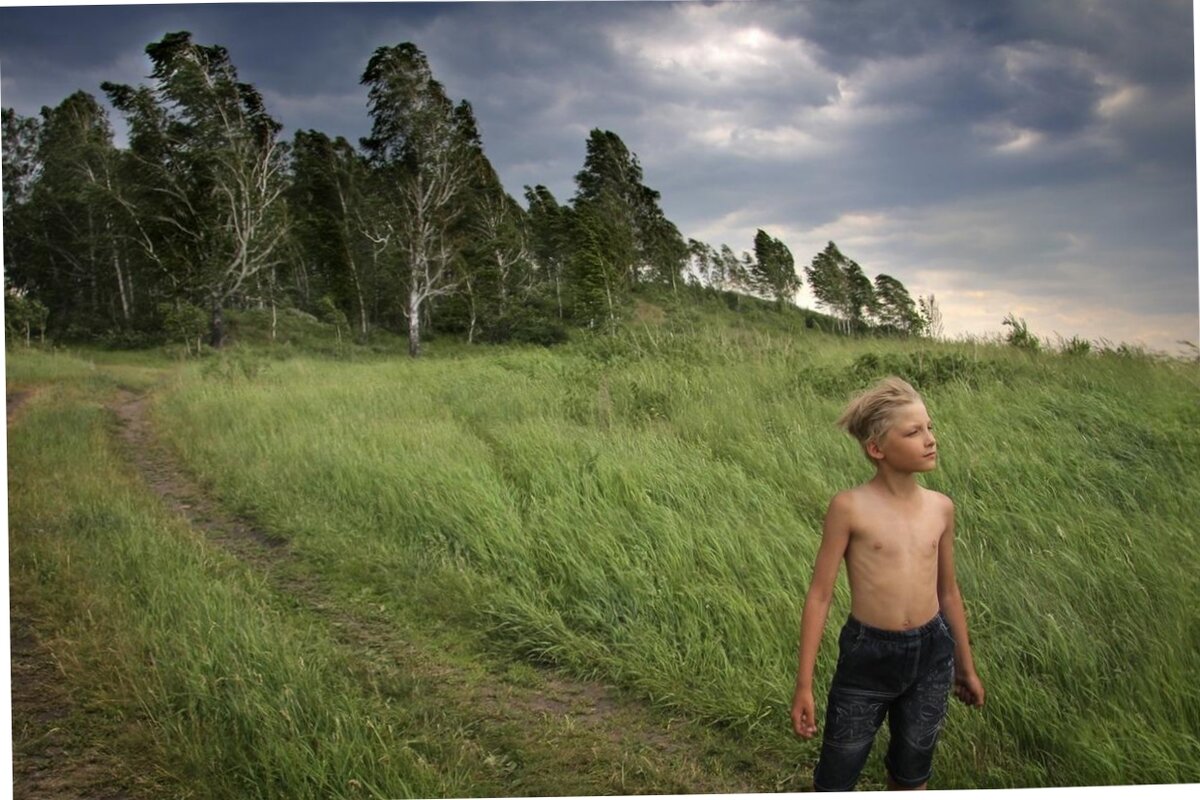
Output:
top-left (200, 348), bottom-right (271, 382)
top-left (1059, 335), bottom-right (1092, 357)
top-left (1002, 313), bottom-right (1041, 352)
top-left (849, 350), bottom-right (1013, 391)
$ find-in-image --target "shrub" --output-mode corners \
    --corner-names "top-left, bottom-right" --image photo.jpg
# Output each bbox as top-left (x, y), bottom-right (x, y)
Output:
top-left (1002, 313), bottom-right (1041, 352)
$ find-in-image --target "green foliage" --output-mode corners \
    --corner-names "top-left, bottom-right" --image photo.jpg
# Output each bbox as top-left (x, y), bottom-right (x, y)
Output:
top-left (200, 347), bottom-right (272, 382)
top-left (750, 229), bottom-right (801, 308)
top-left (158, 301), bottom-right (208, 356)
top-left (805, 242), bottom-right (855, 332)
top-left (573, 129), bottom-right (685, 290)
top-left (5, 287), bottom-right (49, 347)
top-left (102, 31), bottom-right (289, 348)
top-left (1002, 313), bottom-right (1042, 352)
top-left (2, 106), bottom-right (41, 209)
top-left (849, 350), bottom-right (1014, 391)
top-left (1059, 335), bottom-right (1092, 357)
top-left (872, 274), bottom-right (923, 336)
top-left (317, 294), bottom-right (350, 343)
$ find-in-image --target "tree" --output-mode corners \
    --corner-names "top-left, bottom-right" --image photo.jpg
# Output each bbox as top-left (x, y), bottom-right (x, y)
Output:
top-left (2, 110), bottom-right (40, 317)
top-left (805, 241), bottom-right (876, 333)
top-left (524, 184), bottom-right (573, 319)
top-left (750, 229), bottom-right (801, 309)
top-left (805, 241), bottom-right (851, 333)
top-left (572, 129), bottom-right (684, 291)
top-left (464, 192), bottom-right (532, 342)
top-left (7, 92), bottom-right (134, 334)
top-left (638, 200), bottom-right (688, 292)
top-left (918, 294), bottom-right (944, 339)
top-left (572, 130), bottom-right (643, 293)
top-left (566, 193), bottom-right (632, 331)
top-left (360, 42), bottom-right (476, 357)
top-left (842, 258), bottom-right (876, 331)
top-left (102, 31), bottom-right (289, 347)
top-left (2, 108), bottom-right (41, 210)
top-left (288, 130), bottom-right (380, 338)
top-left (446, 102), bottom-right (534, 344)
top-left (872, 274), bottom-right (923, 335)
top-left (4, 283), bottom-right (48, 347)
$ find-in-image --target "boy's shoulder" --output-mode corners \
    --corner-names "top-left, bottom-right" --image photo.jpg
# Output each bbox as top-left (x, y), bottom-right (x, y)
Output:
top-left (923, 487), bottom-right (955, 512)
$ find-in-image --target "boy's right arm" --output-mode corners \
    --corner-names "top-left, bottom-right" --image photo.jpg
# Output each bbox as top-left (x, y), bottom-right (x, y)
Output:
top-left (791, 492), bottom-right (853, 739)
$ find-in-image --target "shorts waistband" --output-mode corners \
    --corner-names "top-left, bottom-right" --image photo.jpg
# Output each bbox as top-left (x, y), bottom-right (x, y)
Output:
top-left (845, 611), bottom-right (945, 641)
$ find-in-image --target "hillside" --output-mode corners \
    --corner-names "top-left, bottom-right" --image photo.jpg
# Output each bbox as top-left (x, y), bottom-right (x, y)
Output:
top-left (6, 299), bottom-right (1199, 795)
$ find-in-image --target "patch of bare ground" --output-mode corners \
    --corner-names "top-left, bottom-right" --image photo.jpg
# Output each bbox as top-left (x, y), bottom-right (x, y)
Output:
top-left (8, 611), bottom-right (146, 800)
top-left (107, 389), bottom-right (807, 795)
top-left (7, 388), bottom-right (38, 424)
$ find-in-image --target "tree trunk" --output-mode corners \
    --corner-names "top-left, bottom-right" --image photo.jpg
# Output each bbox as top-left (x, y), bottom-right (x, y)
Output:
top-left (209, 299), bottom-right (226, 348)
top-left (110, 218), bottom-right (130, 321)
top-left (555, 268), bottom-right (563, 319)
top-left (408, 287), bottom-right (421, 358)
top-left (465, 275), bottom-right (477, 344)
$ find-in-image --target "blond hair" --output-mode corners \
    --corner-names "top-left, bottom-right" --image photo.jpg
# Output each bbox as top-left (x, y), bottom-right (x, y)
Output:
top-left (836, 376), bottom-right (923, 461)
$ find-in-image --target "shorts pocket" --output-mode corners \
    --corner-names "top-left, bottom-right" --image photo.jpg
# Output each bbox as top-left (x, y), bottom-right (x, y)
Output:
top-left (836, 625), bottom-right (865, 666)
top-left (936, 614), bottom-right (956, 646)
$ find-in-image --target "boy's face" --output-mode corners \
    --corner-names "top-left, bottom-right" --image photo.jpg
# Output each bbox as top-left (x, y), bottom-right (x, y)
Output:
top-left (868, 401), bottom-right (937, 472)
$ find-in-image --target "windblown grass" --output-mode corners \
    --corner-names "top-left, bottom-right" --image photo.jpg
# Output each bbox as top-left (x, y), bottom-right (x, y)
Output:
top-left (7, 383), bottom-right (468, 799)
top-left (143, 316), bottom-right (1200, 789)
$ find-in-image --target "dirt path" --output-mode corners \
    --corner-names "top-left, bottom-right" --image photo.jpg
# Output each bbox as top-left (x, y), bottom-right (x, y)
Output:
top-left (7, 388), bottom-right (38, 425)
top-left (9, 387), bottom-right (145, 800)
top-left (105, 389), bottom-right (801, 796)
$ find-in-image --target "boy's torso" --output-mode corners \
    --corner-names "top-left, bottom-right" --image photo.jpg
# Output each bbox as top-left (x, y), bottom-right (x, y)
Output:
top-left (841, 484), bottom-right (947, 631)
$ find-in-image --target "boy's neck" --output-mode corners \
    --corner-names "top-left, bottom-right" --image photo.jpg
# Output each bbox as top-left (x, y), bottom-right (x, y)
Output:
top-left (870, 465), bottom-right (922, 498)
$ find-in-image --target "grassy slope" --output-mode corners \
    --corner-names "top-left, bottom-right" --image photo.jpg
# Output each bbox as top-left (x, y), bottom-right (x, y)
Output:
top-left (8, 291), bottom-right (1200, 790)
top-left (6, 357), bottom-right (462, 798)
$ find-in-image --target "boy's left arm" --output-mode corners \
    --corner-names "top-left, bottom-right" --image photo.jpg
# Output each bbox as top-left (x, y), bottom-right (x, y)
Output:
top-left (937, 498), bottom-right (985, 708)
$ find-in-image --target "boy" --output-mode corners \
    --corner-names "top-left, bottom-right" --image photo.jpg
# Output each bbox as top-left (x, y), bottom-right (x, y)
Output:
top-left (791, 376), bottom-right (984, 791)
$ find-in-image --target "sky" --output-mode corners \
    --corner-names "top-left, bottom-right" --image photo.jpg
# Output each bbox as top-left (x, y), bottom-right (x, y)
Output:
top-left (0, 0), bottom-right (1197, 354)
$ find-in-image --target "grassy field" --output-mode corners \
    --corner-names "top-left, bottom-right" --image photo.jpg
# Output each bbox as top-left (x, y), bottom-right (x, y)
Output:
top-left (7, 295), bottom-right (1200, 793)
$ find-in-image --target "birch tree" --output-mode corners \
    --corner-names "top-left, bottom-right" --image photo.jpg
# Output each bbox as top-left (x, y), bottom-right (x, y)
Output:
top-left (360, 42), bottom-right (475, 357)
top-left (102, 31), bottom-right (289, 347)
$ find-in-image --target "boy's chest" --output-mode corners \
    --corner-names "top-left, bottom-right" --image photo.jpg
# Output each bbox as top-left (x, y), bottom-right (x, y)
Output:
top-left (851, 516), bottom-right (943, 558)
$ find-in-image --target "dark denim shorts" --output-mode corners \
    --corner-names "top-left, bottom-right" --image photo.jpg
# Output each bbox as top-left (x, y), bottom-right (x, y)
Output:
top-left (813, 612), bottom-right (955, 791)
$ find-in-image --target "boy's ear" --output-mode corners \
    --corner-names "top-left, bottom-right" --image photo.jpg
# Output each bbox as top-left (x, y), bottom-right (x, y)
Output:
top-left (865, 437), bottom-right (886, 461)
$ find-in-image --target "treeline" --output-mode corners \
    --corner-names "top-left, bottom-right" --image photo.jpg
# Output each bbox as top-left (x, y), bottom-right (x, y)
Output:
top-left (2, 33), bottom-right (933, 355)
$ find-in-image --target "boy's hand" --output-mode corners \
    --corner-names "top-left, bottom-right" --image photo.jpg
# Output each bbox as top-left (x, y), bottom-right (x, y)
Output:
top-left (791, 688), bottom-right (819, 738)
top-left (954, 670), bottom-right (985, 708)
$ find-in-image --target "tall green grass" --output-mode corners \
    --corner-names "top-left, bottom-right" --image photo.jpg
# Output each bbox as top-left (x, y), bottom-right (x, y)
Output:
top-left (7, 384), bottom-right (470, 799)
top-left (146, 319), bottom-right (1200, 789)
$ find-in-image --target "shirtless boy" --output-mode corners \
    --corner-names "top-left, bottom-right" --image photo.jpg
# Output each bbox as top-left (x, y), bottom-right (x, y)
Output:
top-left (791, 376), bottom-right (985, 791)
